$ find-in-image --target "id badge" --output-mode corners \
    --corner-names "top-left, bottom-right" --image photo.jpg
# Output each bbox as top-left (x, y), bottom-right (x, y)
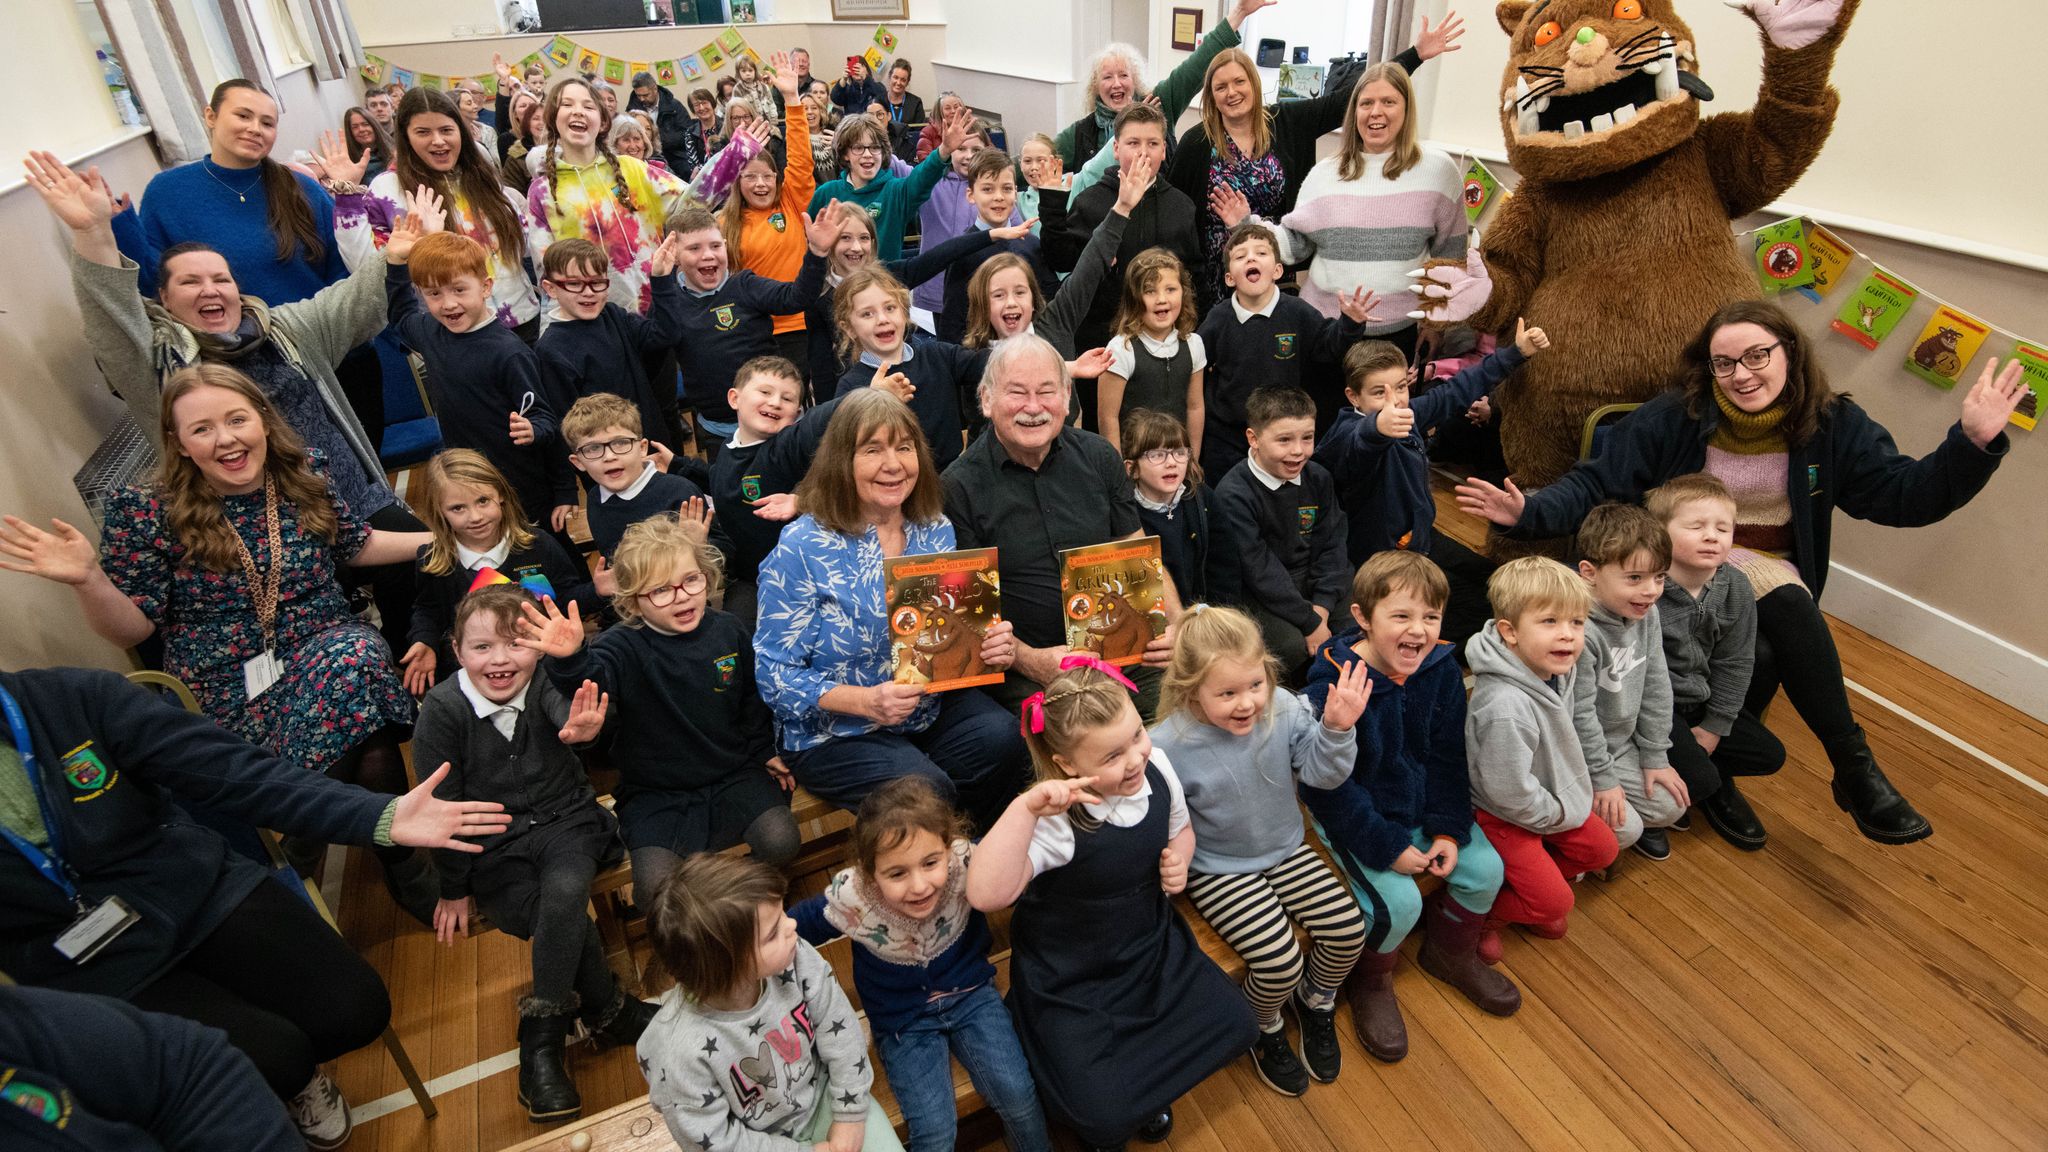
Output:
top-left (243, 648), bottom-right (282, 700)
top-left (54, 895), bottom-right (139, 965)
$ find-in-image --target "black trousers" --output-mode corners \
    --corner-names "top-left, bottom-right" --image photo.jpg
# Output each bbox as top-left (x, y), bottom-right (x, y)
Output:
top-left (129, 879), bottom-right (391, 1098)
top-left (1668, 701), bottom-right (1786, 804)
top-left (1745, 585), bottom-right (1861, 760)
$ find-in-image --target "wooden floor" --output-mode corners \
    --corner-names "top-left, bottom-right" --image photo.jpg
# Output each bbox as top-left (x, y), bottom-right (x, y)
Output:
top-left (331, 491), bottom-right (2048, 1152)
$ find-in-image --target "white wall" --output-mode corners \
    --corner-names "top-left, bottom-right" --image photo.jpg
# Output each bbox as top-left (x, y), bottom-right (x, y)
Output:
top-left (343, 0), bottom-right (947, 52)
top-left (1, 0), bottom-right (127, 177)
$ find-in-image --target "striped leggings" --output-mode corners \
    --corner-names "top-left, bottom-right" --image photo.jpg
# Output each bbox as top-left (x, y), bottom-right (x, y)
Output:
top-left (1184, 843), bottom-right (1368, 1030)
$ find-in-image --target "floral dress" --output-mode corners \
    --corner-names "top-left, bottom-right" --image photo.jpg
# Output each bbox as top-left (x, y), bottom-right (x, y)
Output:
top-left (1198, 138), bottom-right (1286, 305)
top-left (99, 467), bottom-right (413, 774)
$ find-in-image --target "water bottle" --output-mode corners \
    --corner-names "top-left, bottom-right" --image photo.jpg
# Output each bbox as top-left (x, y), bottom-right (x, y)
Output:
top-left (98, 49), bottom-right (143, 127)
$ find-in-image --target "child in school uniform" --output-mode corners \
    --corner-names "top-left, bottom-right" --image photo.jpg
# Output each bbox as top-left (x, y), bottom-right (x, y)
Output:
top-left (1148, 607), bottom-right (1369, 1097)
top-left (400, 449), bottom-right (596, 695)
top-left (1098, 249), bottom-right (1205, 454)
top-left (1212, 386), bottom-right (1353, 681)
top-left (563, 393), bottom-right (708, 562)
top-left (414, 585), bottom-right (654, 1122)
top-left (533, 235), bottom-right (686, 468)
top-left (805, 206), bottom-right (1019, 386)
top-left (793, 776), bottom-right (1050, 1152)
top-left (832, 267), bottom-right (991, 467)
top-left (639, 853), bottom-right (904, 1152)
top-left (515, 514), bottom-right (798, 897)
top-left (388, 227), bottom-right (574, 539)
top-left (1122, 409), bottom-right (1241, 609)
top-left (1573, 504), bottom-right (1685, 860)
top-left (934, 148), bottom-right (1054, 344)
top-left (968, 658), bottom-right (1257, 1152)
top-left (1194, 222), bottom-right (1375, 480)
top-left (1465, 557), bottom-right (1621, 959)
top-left (1302, 551), bottom-right (1520, 1063)
top-left (1647, 473), bottom-right (1788, 850)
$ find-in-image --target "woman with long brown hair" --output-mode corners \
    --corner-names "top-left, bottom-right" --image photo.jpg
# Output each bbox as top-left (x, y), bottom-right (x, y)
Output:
top-left (339, 106), bottom-right (393, 182)
top-left (1457, 300), bottom-right (2030, 850)
top-left (324, 86), bottom-right (545, 340)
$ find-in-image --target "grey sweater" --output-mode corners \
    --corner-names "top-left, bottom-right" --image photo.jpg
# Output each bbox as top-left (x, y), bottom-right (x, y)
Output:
top-left (640, 938), bottom-right (871, 1151)
top-left (1466, 622), bottom-right (1595, 836)
top-left (1571, 602), bottom-right (1675, 790)
top-left (1149, 687), bottom-right (1354, 874)
top-left (70, 246), bottom-right (392, 496)
top-left (1658, 565), bottom-right (1757, 737)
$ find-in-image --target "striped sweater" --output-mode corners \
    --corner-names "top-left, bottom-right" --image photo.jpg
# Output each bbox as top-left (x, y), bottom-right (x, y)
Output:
top-left (1272, 147), bottom-right (1467, 332)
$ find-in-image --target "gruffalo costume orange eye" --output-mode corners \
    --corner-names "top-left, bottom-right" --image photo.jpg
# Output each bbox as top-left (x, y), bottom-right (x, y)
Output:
top-left (1533, 20), bottom-right (1564, 45)
top-left (1613, 0), bottom-right (1644, 19)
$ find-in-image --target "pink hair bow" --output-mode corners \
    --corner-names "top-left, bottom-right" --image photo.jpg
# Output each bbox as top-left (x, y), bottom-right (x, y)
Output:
top-left (1020, 692), bottom-right (1048, 737)
top-left (1057, 653), bottom-right (1139, 693)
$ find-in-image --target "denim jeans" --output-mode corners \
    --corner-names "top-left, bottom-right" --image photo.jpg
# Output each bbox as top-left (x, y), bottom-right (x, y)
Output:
top-left (875, 983), bottom-right (1049, 1152)
top-left (785, 689), bottom-right (1029, 830)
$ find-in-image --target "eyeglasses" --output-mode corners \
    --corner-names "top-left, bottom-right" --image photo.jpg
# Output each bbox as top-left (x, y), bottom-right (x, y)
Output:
top-left (572, 436), bottom-right (642, 461)
top-left (1709, 342), bottom-right (1783, 378)
top-left (1139, 447), bottom-right (1190, 465)
top-left (548, 277), bottom-right (610, 296)
top-left (642, 572), bottom-right (709, 605)
top-left (848, 144), bottom-right (886, 155)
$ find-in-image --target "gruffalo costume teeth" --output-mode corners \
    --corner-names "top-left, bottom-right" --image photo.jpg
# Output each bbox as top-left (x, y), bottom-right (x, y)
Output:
top-left (1421, 0), bottom-right (1859, 551)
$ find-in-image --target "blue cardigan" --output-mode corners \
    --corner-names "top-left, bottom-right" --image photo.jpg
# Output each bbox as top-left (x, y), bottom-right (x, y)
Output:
top-left (124, 158), bottom-right (346, 301)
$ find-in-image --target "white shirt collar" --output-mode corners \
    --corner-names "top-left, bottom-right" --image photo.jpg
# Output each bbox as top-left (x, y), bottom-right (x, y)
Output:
top-left (1245, 452), bottom-right (1297, 490)
top-left (599, 460), bottom-right (660, 502)
top-left (1134, 483), bottom-right (1185, 513)
top-left (1135, 330), bottom-right (1183, 358)
top-left (858, 343), bottom-right (916, 367)
top-left (973, 216), bottom-right (997, 232)
top-left (729, 428), bottom-right (767, 449)
top-left (1231, 290), bottom-right (1280, 322)
top-left (456, 668), bottom-right (528, 739)
top-left (455, 534), bottom-right (512, 571)
top-left (1079, 770), bottom-right (1154, 821)
top-left (683, 271), bottom-right (729, 298)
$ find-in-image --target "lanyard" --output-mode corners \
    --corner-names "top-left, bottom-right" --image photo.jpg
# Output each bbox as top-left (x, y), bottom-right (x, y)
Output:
top-left (0, 686), bottom-right (82, 908)
top-left (230, 474), bottom-right (284, 648)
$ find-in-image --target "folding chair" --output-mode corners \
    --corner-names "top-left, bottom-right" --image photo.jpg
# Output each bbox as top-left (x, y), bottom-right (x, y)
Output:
top-left (124, 671), bottom-right (438, 1119)
top-left (1579, 402), bottom-right (1643, 461)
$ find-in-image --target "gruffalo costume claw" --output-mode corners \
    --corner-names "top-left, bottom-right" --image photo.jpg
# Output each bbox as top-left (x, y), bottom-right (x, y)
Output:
top-left (1430, 0), bottom-right (1859, 527)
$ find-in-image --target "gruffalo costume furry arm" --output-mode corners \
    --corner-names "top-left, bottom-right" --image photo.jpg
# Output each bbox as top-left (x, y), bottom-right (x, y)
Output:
top-left (1428, 0), bottom-right (1858, 501)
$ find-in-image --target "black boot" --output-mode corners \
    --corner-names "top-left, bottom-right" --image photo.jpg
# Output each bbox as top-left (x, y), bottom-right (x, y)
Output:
top-left (1701, 779), bottom-right (1767, 850)
top-left (517, 996), bottom-right (582, 1122)
top-left (380, 848), bottom-right (440, 927)
top-left (1827, 730), bottom-right (1932, 845)
top-left (582, 984), bottom-right (659, 1049)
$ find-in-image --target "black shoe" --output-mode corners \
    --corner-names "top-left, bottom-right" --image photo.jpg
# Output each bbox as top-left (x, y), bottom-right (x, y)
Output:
top-left (1250, 1026), bottom-right (1309, 1097)
top-left (1702, 781), bottom-right (1768, 850)
top-left (1289, 996), bottom-right (1342, 1083)
top-left (516, 998), bottom-right (583, 1122)
top-left (1632, 826), bottom-right (1672, 862)
top-left (1136, 1108), bottom-right (1174, 1143)
top-left (583, 987), bottom-right (658, 1048)
top-left (1671, 810), bottom-right (1692, 832)
top-left (1829, 736), bottom-right (1932, 845)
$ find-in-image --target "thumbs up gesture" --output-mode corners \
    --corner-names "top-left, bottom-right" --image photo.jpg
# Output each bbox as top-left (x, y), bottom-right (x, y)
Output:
top-left (1378, 402), bottom-right (1416, 441)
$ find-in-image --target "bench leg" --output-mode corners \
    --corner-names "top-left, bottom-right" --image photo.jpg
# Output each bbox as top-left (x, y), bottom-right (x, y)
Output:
top-left (382, 1025), bottom-right (438, 1119)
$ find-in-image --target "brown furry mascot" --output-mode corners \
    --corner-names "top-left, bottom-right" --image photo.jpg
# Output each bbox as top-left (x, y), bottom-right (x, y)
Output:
top-left (1420, 0), bottom-right (1860, 534)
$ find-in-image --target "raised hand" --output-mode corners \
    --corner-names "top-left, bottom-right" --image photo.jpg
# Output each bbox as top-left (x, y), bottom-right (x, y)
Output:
top-left (1207, 183), bottom-right (1251, 228)
top-left (1514, 316), bottom-right (1551, 356)
top-left (434, 896), bottom-right (472, 945)
top-left (1159, 846), bottom-right (1188, 894)
top-left (592, 556), bottom-right (618, 598)
top-left (1731, 0), bottom-right (1849, 51)
top-left (678, 495), bottom-right (715, 537)
top-left (493, 53), bottom-right (515, 84)
top-left (1068, 347), bottom-right (1115, 381)
top-left (939, 104), bottom-right (971, 158)
top-left (1338, 286), bottom-right (1384, 325)
top-left (1407, 246), bottom-right (1493, 323)
top-left (805, 199), bottom-right (850, 256)
top-left (1318, 656), bottom-right (1373, 731)
top-left (508, 410), bottom-right (535, 445)
top-left (515, 596), bottom-right (586, 658)
top-left (871, 358), bottom-right (915, 403)
top-left (1116, 153), bottom-right (1157, 215)
top-left (989, 216), bottom-right (1040, 242)
top-left (1415, 10), bottom-right (1468, 60)
top-left (385, 211), bottom-right (425, 262)
top-left (768, 50), bottom-right (800, 98)
top-left (1453, 475), bottom-right (1526, 527)
top-left (23, 152), bottom-right (114, 231)
top-left (403, 184), bottom-right (448, 234)
top-left (559, 678), bottom-right (610, 744)
top-left (1960, 357), bottom-right (2028, 449)
top-left (1026, 152), bottom-right (1066, 192)
top-left (389, 763), bottom-right (513, 852)
top-left (1229, 0), bottom-right (1280, 29)
top-left (742, 117), bottom-right (775, 153)
top-left (316, 129), bottom-right (369, 187)
top-left (1021, 778), bottom-right (1104, 817)
top-left (752, 492), bottom-right (799, 521)
top-left (400, 642), bottom-right (437, 697)
top-left (648, 230), bottom-right (682, 278)
top-left (0, 515), bottom-right (102, 586)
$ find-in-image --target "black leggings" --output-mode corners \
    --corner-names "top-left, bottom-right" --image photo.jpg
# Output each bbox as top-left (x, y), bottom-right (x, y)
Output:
top-left (526, 850), bottom-right (617, 1009)
top-left (130, 878), bottom-right (391, 1097)
top-left (1744, 585), bottom-right (1861, 757)
top-left (1667, 702), bottom-right (1787, 803)
top-left (354, 501), bottom-right (429, 661)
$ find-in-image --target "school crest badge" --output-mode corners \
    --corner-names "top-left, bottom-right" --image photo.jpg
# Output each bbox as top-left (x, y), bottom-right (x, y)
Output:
top-left (1807, 464), bottom-right (1822, 495)
top-left (769, 211), bottom-right (788, 232)
top-left (741, 474), bottom-right (763, 502)
top-left (0, 1071), bottom-right (68, 1126)
top-left (1275, 333), bottom-right (1298, 360)
top-left (714, 653), bottom-right (738, 689)
top-left (713, 304), bottom-right (738, 331)
top-left (61, 743), bottom-right (112, 795)
top-left (1298, 506), bottom-right (1319, 534)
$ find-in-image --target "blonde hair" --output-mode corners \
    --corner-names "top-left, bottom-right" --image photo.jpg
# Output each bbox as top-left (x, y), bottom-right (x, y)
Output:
top-left (832, 266), bottom-right (913, 364)
top-left (417, 449), bottom-right (537, 577)
top-left (562, 392), bottom-right (642, 447)
top-left (1022, 664), bottom-right (1142, 827)
top-left (1337, 62), bottom-right (1421, 181)
top-left (1486, 556), bottom-right (1591, 623)
top-left (156, 364), bottom-right (337, 573)
top-left (609, 513), bottom-right (724, 624)
top-left (644, 853), bottom-right (788, 1003)
top-left (1198, 49), bottom-right (1270, 161)
top-left (1111, 248), bottom-right (1196, 342)
top-left (1155, 606), bottom-right (1281, 725)
top-left (1082, 43), bottom-right (1149, 116)
top-left (1646, 472), bottom-right (1738, 523)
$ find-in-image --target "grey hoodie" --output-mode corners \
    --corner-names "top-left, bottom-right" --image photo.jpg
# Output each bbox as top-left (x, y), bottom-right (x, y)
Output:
top-left (1466, 621), bottom-right (1595, 836)
top-left (1658, 565), bottom-right (1757, 736)
top-left (1572, 602), bottom-right (1675, 790)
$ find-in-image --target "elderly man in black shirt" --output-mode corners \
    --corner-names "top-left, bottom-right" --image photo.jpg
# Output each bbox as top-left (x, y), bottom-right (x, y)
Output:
top-left (942, 334), bottom-right (1179, 710)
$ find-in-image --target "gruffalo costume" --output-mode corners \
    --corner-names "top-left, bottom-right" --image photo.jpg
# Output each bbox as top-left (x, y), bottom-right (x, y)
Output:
top-left (1429, 0), bottom-right (1860, 512)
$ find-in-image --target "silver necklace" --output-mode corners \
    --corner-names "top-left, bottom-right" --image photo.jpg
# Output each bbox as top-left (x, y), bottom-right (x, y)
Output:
top-left (203, 160), bottom-right (263, 203)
